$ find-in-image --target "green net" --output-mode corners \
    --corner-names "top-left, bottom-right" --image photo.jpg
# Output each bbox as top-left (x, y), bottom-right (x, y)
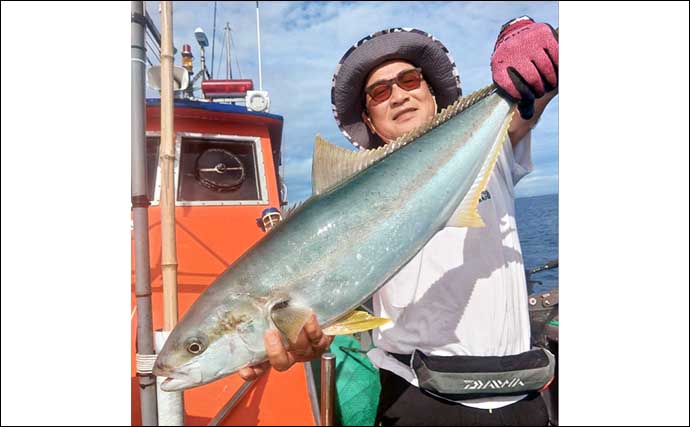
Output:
top-left (329, 335), bottom-right (381, 426)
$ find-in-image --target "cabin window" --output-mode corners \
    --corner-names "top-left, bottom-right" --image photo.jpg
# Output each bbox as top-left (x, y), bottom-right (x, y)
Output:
top-left (176, 135), bottom-right (267, 204)
top-left (143, 133), bottom-right (268, 206)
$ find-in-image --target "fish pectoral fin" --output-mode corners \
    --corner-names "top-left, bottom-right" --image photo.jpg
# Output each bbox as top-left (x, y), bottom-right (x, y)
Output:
top-left (270, 302), bottom-right (314, 343)
top-left (322, 310), bottom-right (391, 336)
top-left (446, 206), bottom-right (486, 228)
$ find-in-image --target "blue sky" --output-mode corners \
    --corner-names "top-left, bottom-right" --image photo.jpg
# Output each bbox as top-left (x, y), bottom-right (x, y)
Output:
top-left (145, 1), bottom-right (558, 203)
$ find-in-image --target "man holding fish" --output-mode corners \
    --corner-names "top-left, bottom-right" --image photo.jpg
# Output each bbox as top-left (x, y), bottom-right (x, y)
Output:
top-left (240, 16), bottom-right (558, 426)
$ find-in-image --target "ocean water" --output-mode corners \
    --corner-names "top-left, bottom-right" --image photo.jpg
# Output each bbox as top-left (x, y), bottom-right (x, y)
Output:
top-left (515, 193), bottom-right (559, 294)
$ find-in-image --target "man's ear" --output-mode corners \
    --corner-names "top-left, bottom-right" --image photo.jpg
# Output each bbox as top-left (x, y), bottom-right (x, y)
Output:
top-left (362, 111), bottom-right (378, 135)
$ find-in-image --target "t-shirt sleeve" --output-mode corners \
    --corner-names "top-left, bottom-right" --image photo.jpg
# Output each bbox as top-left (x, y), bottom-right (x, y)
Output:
top-left (509, 130), bottom-right (534, 186)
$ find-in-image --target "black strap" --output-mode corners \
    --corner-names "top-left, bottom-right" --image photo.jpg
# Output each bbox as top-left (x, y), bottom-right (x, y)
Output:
top-left (392, 350), bottom-right (552, 372)
top-left (390, 352), bottom-right (412, 366)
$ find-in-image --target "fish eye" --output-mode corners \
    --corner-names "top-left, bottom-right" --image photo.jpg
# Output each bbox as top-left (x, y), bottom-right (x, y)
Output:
top-left (185, 337), bottom-right (206, 355)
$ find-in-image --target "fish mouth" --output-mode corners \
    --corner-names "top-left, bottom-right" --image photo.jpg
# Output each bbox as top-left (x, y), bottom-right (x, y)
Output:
top-left (160, 375), bottom-right (194, 392)
top-left (158, 370), bottom-right (204, 392)
top-left (152, 364), bottom-right (171, 378)
top-left (154, 362), bottom-right (203, 392)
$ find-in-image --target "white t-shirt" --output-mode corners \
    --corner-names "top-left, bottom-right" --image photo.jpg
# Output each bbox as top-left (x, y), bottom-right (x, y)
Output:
top-left (367, 132), bottom-right (534, 410)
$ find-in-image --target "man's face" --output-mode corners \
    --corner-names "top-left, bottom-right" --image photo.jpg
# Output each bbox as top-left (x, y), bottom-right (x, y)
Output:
top-left (363, 60), bottom-right (436, 144)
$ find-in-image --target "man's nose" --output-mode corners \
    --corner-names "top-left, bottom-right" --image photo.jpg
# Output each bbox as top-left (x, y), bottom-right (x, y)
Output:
top-left (388, 84), bottom-right (409, 106)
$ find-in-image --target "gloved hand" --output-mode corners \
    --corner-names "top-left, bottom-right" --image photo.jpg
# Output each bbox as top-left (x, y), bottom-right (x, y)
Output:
top-left (491, 16), bottom-right (558, 120)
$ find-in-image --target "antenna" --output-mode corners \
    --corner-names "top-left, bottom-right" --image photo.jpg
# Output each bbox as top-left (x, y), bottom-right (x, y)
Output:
top-left (255, 1), bottom-right (263, 90)
top-left (225, 22), bottom-right (232, 79)
top-left (210, 1), bottom-right (217, 79)
top-left (245, 2), bottom-right (270, 112)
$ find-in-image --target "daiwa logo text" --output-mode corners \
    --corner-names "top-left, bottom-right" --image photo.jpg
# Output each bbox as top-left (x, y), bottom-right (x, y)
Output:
top-left (463, 378), bottom-right (526, 390)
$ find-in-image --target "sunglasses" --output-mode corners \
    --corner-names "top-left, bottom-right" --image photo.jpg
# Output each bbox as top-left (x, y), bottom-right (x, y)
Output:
top-left (364, 67), bottom-right (424, 104)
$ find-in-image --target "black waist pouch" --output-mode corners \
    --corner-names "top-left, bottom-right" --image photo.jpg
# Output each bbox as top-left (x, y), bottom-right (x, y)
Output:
top-left (404, 348), bottom-right (555, 400)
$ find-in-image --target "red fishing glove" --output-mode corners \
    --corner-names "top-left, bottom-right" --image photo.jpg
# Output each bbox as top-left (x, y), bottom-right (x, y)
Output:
top-left (491, 16), bottom-right (558, 120)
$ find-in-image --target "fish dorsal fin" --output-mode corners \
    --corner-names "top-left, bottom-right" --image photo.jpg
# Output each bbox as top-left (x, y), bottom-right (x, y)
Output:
top-left (311, 135), bottom-right (391, 195)
top-left (270, 301), bottom-right (313, 343)
top-left (446, 106), bottom-right (516, 228)
top-left (321, 310), bottom-right (391, 336)
top-left (311, 84), bottom-right (497, 196)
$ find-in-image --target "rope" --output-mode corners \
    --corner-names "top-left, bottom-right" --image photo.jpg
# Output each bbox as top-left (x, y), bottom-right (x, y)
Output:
top-left (230, 29), bottom-right (242, 78)
top-left (145, 37), bottom-right (160, 62)
top-left (215, 35), bottom-right (225, 79)
top-left (132, 307), bottom-right (157, 375)
top-left (136, 353), bottom-right (158, 374)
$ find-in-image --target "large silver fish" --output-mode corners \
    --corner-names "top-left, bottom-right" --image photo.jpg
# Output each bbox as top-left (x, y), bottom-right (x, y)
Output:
top-left (153, 85), bottom-right (515, 391)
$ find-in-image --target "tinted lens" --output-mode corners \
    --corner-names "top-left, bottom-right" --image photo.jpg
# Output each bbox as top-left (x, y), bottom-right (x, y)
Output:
top-left (365, 68), bottom-right (423, 104)
top-left (397, 69), bottom-right (422, 90)
top-left (369, 83), bottom-right (392, 103)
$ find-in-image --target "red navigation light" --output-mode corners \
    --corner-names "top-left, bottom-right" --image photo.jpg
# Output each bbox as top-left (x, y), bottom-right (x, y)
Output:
top-left (201, 79), bottom-right (254, 98)
top-left (181, 44), bottom-right (194, 73)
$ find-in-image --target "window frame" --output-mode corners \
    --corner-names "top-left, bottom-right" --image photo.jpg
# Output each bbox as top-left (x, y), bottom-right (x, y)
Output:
top-left (145, 131), bottom-right (270, 206)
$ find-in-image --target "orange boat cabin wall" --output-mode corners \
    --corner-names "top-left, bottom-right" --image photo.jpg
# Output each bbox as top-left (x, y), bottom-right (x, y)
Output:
top-left (131, 99), bottom-right (317, 426)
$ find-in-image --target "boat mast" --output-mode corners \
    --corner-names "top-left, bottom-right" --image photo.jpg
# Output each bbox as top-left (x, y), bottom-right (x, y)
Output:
top-left (131, 1), bottom-right (158, 424)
